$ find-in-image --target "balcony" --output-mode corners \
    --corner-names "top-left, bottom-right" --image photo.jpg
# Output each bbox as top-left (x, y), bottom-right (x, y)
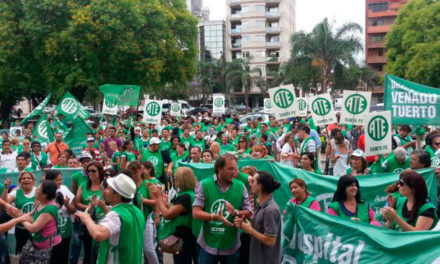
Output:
top-left (367, 25), bottom-right (391, 34)
top-left (232, 43), bottom-right (242, 49)
top-left (367, 9), bottom-right (398, 18)
top-left (266, 57), bottom-right (280, 64)
top-left (231, 13), bottom-right (242, 20)
top-left (266, 42), bottom-right (280, 48)
top-left (266, 0), bottom-right (280, 3)
top-left (367, 56), bottom-right (386, 64)
top-left (367, 41), bottom-right (385, 49)
top-left (266, 27), bottom-right (280, 33)
top-left (266, 11), bottom-right (280, 18)
top-left (231, 28), bottom-right (241, 35)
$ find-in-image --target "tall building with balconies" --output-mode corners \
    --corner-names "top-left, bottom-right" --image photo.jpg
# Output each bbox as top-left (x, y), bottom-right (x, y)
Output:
top-left (226, 0), bottom-right (296, 106)
top-left (365, 0), bottom-right (408, 100)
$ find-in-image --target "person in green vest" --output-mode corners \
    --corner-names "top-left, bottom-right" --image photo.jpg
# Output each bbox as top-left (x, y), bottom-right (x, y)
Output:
top-left (193, 154), bottom-right (252, 263)
top-left (284, 178), bottom-right (321, 216)
top-left (237, 136), bottom-right (251, 159)
top-left (152, 167), bottom-right (199, 264)
top-left (30, 141), bottom-right (49, 170)
top-left (382, 147), bottom-right (410, 173)
top-left (141, 137), bottom-right (172, 184)
top-left (191, 130), bottom-right (206, 151)
top-left (168, 143), bottom-right (189, 176)
top-left (298, 125), bottom-right (318, 171)
top-left (382, 170), bottom-right (438, 231)
top-left (76, 173), bottom-right (145, 264)
top-left (346, 149), bottom-right (369, 176)
top-left (73, 162), bottom-right (105, 264)
top-left (180, 128), bottom-right (192, 150)
top-left (328, 175), bottom-right (381, 226)
top-left (120, 140), bottom-right (137, 169)
top-left (7, 172), bottom-right (36, 255)
top-left (300, 152), bottom-right (322, 174)
top-left (219, 134), bottom-right (237, 154)
top-left (409, 150), bottom-right (432, 170)
top-left (392, 125), bottom-right (415, 156)
top-left (17, 180), bottom-right (62, 262)
top-left (52, 152), bottom-right (69, 168)
top-left (44, 169), bottom-right (76, 264)
top-left (425, 129), bottom-right (440, 158)
top-left (202, 149), bottom-right (214, 163)
top-left (18, 138), bottom-right (31, 155)
top-left (159, 129), bottom-right (172, 154)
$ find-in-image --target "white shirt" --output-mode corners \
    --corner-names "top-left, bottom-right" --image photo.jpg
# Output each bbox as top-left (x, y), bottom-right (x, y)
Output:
top-left (57, 185), bottom-right (75, 219)
top-left (0, 151), bottom-right (17, 171)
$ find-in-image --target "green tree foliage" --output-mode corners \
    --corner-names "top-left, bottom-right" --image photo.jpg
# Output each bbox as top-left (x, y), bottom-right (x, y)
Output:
top-left (0, 0), bottom-right (198, 124)
top-left (386, 0), bottom-right (440, 87)
top-left (225, 59), bottom-right (261, 107)
top-left (285, 18), bottom-right (363, 93)
top-left (196, 57), bottom-right (226, 103)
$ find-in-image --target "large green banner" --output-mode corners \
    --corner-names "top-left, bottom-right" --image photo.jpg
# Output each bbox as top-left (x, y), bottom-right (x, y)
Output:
top-left (181, 160), bottom-right (437, 217)
top-left (282, 205), bottom-right (440, 264)
top-left (384, 74), bottom-right (440, 125)
top-left (99, 84), bottom-right (141, 106)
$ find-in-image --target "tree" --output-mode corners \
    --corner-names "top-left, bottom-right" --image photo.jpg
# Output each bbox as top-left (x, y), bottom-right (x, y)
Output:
top-left (0, 0), bottom-right (198, 125)
top-left (386, 0), bottom-right (440, 87)
top-left (225, 59), bottom-right (260, 107)
top-left (287, 18), bottom-right (363, 93)
top-left (195, 57), bottom-right (226, 104)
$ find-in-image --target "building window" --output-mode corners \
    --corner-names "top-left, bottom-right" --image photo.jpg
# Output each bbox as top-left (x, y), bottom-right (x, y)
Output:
top-left (370, 34), bottom-right (385, 43)
top-left (242, 21), bottom-right (250, 29)
top-left (242, 36), bottom-right (250, 43)
top-left (368, 2), bottom-right (388, 12)
top-left (255, 35), bottom-right (265, 43)
top-left (369, 18), bottom-right (384, 26)
top-left (378, 49), bottom-right (384, 56)
top-left (255, 5), bottom-right (265, 13)
top-left (254, 20), bottom-right (265, 28)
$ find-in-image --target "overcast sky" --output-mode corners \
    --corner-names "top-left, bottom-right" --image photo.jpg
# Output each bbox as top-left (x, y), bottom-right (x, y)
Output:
top-left (204, 0), bottom-right (366, 55)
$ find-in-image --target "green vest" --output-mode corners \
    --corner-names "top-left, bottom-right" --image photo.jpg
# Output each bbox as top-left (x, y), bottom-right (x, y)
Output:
top-left (328, 201), bottom-right (370, 223)
top-left (136, 180), bottom-right (151, 220)
top-left (191, 138), bottom-right (206, 151)
top-left (180, 136), bottom-right (192, 149)
top-left (32, 204), bottom-right (59, 243)
top-left (393, 134), bottom-right (413, 155)
top-left (394, 197), bottom-right (438, 231)
top-left (158, 190), bottom-right (200, 241)
top-left (80, 182), bottom-right (105, 222)
top-left (58, 211), bottom-right (72, 239)
top-left (384, 155), bottom-right (410, 173)
top-left (141, 148), bottom-right (164, 179)
top-left (15, 189), bottom-right (35, 228)
top-left (301, 196), bottom-right (316, 208)
top-left (122, 151), bottom-right (136, 162)
top-left (202, 178), bottom-right (244, 250)
top-left (73, 171), bottom-right (88, 190)
top-left (170, 151), bottom-right (189, 175)
top-left (97, 203), bottom-right (145, 264)
top-left (31, 152), bottom-right (48, 170)
top-left (300, 136), bottom-right (318, 170)
top-left (160, 140), bottom-right (172, 153)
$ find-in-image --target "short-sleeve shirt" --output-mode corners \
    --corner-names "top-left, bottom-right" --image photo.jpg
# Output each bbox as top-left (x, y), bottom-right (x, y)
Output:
top-left (44, 142), bottom-right (69, 165)
top-left (249, 198), bottom-right (281, 264)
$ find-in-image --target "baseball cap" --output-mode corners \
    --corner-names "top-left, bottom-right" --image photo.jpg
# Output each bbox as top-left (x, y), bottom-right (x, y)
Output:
top-left (149, 137), bottom-right (161, 145)
top-left (351, 149), bottom-right (366, 159)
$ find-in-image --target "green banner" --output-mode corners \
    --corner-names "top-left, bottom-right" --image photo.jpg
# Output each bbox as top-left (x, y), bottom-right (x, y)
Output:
top-left (181, 160), bottom-right (437, 217)
top-left (384, 74), bottom-right (440, 125)
top-left (99, 84), bottom-right (141, 106)
top-left (20, 94), bottom-right (51, 125)
top-left (0, 168), bottom-right (81, 189)
top-left (282, 205), bottom-right (440, 263)
top-left (56, 92), bottom-right (91, 120)
top-left (32, 113), bottom-right (54, 144)
top-left (64, 117), bottom-right (94, 156)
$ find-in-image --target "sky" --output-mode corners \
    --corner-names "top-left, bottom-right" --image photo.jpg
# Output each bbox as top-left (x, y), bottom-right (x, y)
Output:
top-left (203, 0), bottom-right (366, 55)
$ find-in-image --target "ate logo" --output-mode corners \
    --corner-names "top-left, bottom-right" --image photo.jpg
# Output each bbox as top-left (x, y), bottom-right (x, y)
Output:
top-left (298, 99), bottom-right (307, 111)
top-left (264, 99), bottom-right (273, 109)
top-left (368, 116), bottom-right (389, 141)
top-left (171, 104), bottom-right (181, 112)
top-left (61, 98), bottom-right (78, 114)
top-left (345, 94), bottom-right (368, 114)
top-left (148, 156), bottom-right (159, 166)
top-left (311, 98), bottom-right (331, 116)
top-left (273, 89), bottom-right (294, 109)
top-left (146, 102), bottom-right (161, 116)
top-left (105, 97), bottom-right (117, 108)
top-left (21, 202), bottom-right (34, 214)
top-left (37, 121), bottom-right (48, 139)
top-left (214, 97), bottom-right (224, 108)
top-left (210, 199), bottom-right (230, 220)
top-left (58, 213), bottom-right (68, 228)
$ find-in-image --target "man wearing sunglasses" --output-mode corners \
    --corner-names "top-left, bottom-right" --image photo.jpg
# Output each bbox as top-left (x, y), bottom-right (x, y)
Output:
top-left (30, 141), bottom-right (49, 170)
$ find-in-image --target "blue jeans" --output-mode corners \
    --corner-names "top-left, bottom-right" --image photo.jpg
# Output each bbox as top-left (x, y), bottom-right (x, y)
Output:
top-left (69, 220), bottom-right (82, 264)
top-left (198, 247), bottom-right (239, 264)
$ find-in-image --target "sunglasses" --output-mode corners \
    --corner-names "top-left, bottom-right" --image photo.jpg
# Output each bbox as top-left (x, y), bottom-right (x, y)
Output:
top-left (434, 142), bottom-right (440, 146)
top-left (87, 169), bottom-right (98, 174)
top-left (104, 173), bottom-right (112, 177)
top-left (398, 180), bottom-right (407, 187)
top-left (239, 141), bottom-right (246, 143)
top-left (32, 145), bottom-right (41, 148)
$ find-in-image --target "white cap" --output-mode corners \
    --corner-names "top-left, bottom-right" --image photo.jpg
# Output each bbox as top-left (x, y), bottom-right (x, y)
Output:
top-left (78, 152), bottom-right (93, 161)
top-left (351, 149), bottom-right (366, 159)
top-left (149, 137), bottom-right (161, 145)
top-left (107, 174), bottom-right (137, 199)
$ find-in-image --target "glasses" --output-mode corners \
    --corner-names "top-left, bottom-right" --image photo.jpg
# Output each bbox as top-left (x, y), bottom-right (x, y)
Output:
top-left (434, 142), bottom-right (440, 146)
top-left (87, 169), bottom-right (98, 174)
top-left (105, 173), bottom-right (112, 177)
top-left (398, 180), bottom-right (407, 187)
top-left (32, 145), bottom-right (41, 148)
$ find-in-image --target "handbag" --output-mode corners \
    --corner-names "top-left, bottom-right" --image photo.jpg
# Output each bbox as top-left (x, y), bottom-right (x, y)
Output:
top-left (159, 235), bottom-right (183, 254)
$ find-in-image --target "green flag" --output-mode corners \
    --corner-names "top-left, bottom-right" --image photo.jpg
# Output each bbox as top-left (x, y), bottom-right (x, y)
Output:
top-left (283, 205), bottom-right (440, 263)
top-left (32, 113), bottom-right (54, 144)
top-left (384, 74), bottom-right (440, 125)
top-left (99, 84), bottom-right (141, 106)
top-left (64, 117), bottom-right (94, 156)
top-left (56, 92), bottom-right (91, 120)
top-left (20, 94), bottom-right (51, 125)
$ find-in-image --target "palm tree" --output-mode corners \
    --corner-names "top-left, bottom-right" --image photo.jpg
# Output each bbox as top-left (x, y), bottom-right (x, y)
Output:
top-left (289, 18), bottom-right (363, 93)
top-left (225, 58), bottom-right (260, 107)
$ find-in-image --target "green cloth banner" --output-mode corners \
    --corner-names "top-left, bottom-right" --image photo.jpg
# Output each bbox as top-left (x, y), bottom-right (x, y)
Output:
top-left (99, 84), bottom-right (141, 106)
top-left (20, 94), bottom-right (51, 125)
top-left (181, 160), bottom-right (437, 216)
top-left (64, 117), bottom-right (95, 156)
top-left (32, 113), bottom-right (54, 144)
top-left (0, 168), bottom-right (81, 189)
top-left (56, 92), bottom-right (91, 120)
top-left (282, 205), bottom-right (440, 263)
top-left (384, 74), bottom-right (440, 125)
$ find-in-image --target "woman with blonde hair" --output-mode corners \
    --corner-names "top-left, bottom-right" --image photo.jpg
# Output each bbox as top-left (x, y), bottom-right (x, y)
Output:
top-left (150, 167), bottom-right (199, 264)
top-left (8, 172), bottom-right (36, 254)
top-left (210, 142), bottom-right (220, 160)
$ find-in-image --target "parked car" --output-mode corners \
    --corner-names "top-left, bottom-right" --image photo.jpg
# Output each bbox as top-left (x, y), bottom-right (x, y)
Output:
top-left (189, 107), bottom-right (210, 116)
top-left (238, 113), bottom-right (271, 132)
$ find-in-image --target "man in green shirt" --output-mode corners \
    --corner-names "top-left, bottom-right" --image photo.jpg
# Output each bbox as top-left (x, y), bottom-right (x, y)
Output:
top-left (77, 173), bottom-right (145, 264)
top-left (180, 128), bottom-right (192, 150)
top-left (191, 130), bottom-right (206, 151)
top-left (382, 147), bottom-right (410, 173)
top-left (141, 137), bottom-right (172, 183)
